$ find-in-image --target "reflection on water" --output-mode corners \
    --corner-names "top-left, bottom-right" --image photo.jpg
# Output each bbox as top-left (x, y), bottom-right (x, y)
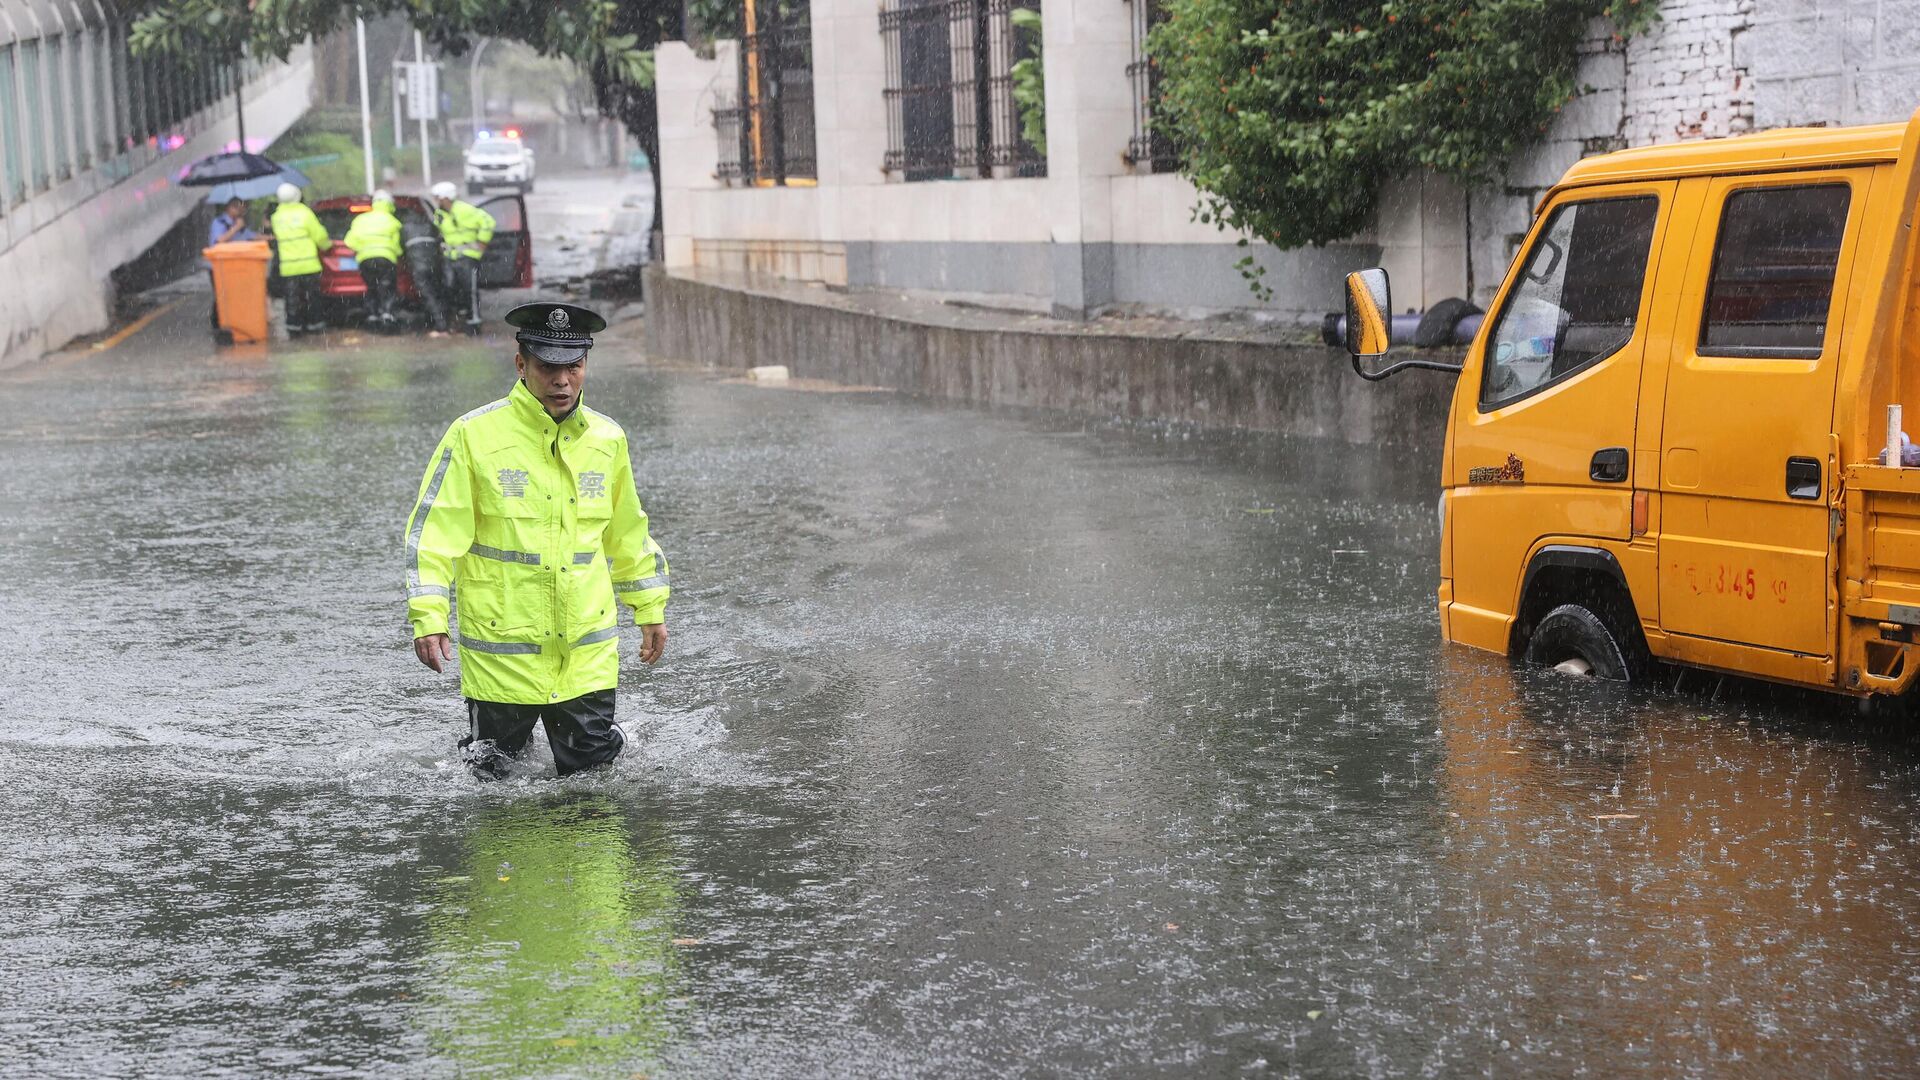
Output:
top-left (1435, 650), bottom-right (1920, 1074)
top-left (421, 796), bottom-right (680, 1073)
top-left (2, 326), bottom-right (1919, 1076)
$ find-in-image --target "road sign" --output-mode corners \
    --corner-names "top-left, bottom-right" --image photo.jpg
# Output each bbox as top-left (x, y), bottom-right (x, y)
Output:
top-left (403, 61), bottom-right (439, 121)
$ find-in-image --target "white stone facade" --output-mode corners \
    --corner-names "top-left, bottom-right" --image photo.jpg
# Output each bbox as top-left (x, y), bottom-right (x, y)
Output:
top-left (658, 0), bottom-right (1920, 320)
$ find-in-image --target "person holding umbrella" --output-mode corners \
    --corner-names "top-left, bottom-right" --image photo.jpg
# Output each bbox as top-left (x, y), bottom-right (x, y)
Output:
top-left (204, 196), bottom-right (256, 340)
top-left (268, 182), bottom-right (330, 336)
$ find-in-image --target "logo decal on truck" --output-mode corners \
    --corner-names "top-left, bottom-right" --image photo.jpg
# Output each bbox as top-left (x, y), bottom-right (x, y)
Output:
top-left (1468, 454), bottom-right (1527, 486)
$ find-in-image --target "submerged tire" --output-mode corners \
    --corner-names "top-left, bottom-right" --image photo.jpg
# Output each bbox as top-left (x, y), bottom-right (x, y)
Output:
top-left (1524, 603), bottom-right (1632, 681)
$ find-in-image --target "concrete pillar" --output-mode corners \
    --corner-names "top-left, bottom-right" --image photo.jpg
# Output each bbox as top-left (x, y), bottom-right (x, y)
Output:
top-left (812, 0), bottom-right (893, 277)
top-left (655, 42), bottom-right (725, 272)
top-left (1040, 0), bottom-right (1132, 319)
top-left (1374, 170), bottom-right (1469, 312)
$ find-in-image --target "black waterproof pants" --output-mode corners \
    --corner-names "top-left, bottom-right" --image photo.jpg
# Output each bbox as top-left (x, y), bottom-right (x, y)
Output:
top-left (359, 257), bottom-right (397, 323)
top-left (459, 690), bottom-right (624, 779)
top-left (404, 241), bottom-right (449, 332)
top-left (445, 258), bottom-right (481, 332)
top-left (283, 272), bottom-right (320, 332)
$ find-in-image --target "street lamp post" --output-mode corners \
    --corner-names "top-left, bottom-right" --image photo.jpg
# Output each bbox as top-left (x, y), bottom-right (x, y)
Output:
top-left (414, 30), bottom-right (432, 187)
top-left (469, 38), bottom-right (492, 147)
top-left (355, 18), bottom-right (375, 193)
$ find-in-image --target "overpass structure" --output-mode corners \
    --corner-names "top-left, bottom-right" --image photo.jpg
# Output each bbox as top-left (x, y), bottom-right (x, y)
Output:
top-left (0, 0), bottom-right (314, 366)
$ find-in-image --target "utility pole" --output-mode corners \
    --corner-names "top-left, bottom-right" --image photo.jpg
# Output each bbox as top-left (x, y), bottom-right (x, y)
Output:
top-left (355, 18), bottom-right (375, 193)
top-left (415, 31), bottom-right (433, 187)
top-left (232, 56), bottom-right (246, 151)
top-left (469, 38), bottom-right (492, 146)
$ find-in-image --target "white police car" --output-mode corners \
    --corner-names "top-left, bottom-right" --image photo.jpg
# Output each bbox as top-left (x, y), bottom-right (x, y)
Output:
top-left (464, 130), bottom-right (537, 194)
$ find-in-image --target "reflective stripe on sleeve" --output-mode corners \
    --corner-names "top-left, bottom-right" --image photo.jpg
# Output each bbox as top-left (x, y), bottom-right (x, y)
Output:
top-left (408, 584), bottom-right (450, 599)
top-left (467, 543), bottom-right (542, 566)
top-left (613, 574), bottom-right (668, 593)
top-left (573, 626), bottom-right (618, 648)
top-left (405, 447), bottom-right (454, 589)
top-left (573, 552), bottom-right (597, 565)
top-left (458, 635), bottom-right (542, 655)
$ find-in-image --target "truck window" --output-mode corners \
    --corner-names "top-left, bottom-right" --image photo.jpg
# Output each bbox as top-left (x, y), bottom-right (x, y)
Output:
top-left (1699, 184), bottom-right (1850, 359)
top-left (1481, 196), bottom-right (1658, 409)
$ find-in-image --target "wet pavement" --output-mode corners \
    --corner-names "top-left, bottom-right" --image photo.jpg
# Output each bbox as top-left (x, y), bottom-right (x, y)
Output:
top-left (2, 306), bottom-right (1919, 1077)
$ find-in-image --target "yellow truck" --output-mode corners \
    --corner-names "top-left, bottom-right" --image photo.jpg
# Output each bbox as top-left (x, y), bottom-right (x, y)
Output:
top-left (1344, 112), bottom-right (1920, 697)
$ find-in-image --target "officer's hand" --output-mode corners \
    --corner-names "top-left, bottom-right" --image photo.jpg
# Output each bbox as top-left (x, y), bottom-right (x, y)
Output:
top-left (415, 633), bottom-right (454, 673)
top-left (638, 623), bottom-right (667, 665)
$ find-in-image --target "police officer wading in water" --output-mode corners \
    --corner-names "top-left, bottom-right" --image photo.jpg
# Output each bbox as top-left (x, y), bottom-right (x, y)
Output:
top-left (404, 302), bottom-right (670, 779)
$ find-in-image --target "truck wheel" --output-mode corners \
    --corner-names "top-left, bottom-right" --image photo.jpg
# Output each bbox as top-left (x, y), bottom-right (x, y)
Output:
top-left (1524, 603), bottom-right (1632, 680)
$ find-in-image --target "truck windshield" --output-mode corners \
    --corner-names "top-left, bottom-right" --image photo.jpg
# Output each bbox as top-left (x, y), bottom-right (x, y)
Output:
top-left (1482, 196), bottom-right (1658, 409)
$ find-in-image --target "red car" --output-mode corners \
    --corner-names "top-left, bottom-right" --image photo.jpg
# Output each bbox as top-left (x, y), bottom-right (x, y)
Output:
top-left (308, 192), bottom-right (534, 313)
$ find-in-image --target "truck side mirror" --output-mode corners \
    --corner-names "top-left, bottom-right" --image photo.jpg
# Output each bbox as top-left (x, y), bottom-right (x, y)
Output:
top-left (1345, 268), bottom-right (1391, 359)
top-left (1342, 267), bottom-right (1464, 382)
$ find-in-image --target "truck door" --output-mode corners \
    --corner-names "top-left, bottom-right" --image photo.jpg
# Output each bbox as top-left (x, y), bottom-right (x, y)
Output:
top-left (1445, 184), bottom-right (1672, 651)
top-left (476, 194), bottom-right (533, 288)
top-left (1657, 171), bottom-right (1869, 657)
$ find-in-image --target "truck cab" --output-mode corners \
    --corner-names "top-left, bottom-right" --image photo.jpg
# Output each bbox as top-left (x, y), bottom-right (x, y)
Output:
top-left (1344, 110), bottom-right (1920, 698)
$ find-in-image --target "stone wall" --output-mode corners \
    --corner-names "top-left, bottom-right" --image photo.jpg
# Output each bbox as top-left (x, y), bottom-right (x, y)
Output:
top-left (643, 267), bottom-right (1456, 441)
top-left (1462, 0), bottom-right (1920, 308)
top-left (655, 0), bottom-right (1920, 322)
top-left (1749, 0), bottom-right (1920, 128)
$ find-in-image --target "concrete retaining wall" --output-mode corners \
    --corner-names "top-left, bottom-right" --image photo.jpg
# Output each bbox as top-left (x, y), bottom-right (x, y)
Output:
top-left (644, 268), bottom-right (1457, 443)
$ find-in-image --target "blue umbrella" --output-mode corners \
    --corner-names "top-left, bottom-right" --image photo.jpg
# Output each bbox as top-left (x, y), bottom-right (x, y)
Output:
top-left (203, 166), bottom-right (312, 204)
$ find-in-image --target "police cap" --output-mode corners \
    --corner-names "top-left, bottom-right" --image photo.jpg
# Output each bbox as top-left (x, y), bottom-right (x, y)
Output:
top-left (505, 301), bottom-right (606, 365)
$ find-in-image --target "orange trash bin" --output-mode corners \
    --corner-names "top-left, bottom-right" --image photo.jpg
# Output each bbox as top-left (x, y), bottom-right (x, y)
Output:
top-left (203, 240), bottom-right (273, 344)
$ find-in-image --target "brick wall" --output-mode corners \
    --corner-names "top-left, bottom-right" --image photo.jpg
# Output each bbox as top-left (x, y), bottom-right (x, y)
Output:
top-left (1466, 0), bottom-right (1756, 305)
top-left (1459, 0), bottom-right (1920, 308)
top-left (1748, 0), bottom-right (1920, 127)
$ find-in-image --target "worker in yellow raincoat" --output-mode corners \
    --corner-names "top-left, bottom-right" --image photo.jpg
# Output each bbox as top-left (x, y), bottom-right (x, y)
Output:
top-left (404, 301), bottom-right (670, 779)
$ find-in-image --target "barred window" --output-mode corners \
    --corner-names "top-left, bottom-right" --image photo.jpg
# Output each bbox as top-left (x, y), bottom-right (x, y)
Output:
top-left (711, 1), bottom-right (816, 187)
top-left (713, 92), bottom-right (746, 183)
top-left (879, 0), bottom-right (1044, 182)
top-left (48, 35), bottom-right (71, 181)
top-left (1124, 0), bottom-right (1175, 172)
top-left (0, 45), bottom-right (22, 205)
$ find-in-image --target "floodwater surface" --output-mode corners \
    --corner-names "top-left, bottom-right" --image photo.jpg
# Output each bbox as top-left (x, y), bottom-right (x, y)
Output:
top-left (2, 312), bottom-right (1919, 1077)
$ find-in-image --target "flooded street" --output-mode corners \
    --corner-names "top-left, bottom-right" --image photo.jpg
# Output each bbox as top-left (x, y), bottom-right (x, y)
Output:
top-left (3, 310), bottom-right (1920, 1078)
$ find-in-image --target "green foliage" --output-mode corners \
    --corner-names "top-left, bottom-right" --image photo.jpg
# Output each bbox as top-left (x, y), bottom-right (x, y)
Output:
top-left (263, 124), bottom-right (363, 197)
top-left (1009, 8), bottom-right (1046, 157)
top-left (1148, 0), bottom-right (1661, 253)
top-left (686, 0), bottom-right (743, 39)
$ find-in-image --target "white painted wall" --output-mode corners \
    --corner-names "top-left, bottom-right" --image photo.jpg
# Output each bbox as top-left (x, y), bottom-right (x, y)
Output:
top-left (660, 0), bottom-right (1920, 317)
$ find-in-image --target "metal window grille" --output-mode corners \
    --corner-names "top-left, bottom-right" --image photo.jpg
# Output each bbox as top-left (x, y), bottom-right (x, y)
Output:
top-left (713, 91), bottom-right (746, 182)
top-left (879, 0), bottom-right (1044, 182)
top-left (709, 3), bottom-right (816, 187)
top-left (1124, 0), bottom-right (1177, 172)
top-left (0, 46), bottom-right (21, 205)
top-left (48, 36), bottom-right (71, 181)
